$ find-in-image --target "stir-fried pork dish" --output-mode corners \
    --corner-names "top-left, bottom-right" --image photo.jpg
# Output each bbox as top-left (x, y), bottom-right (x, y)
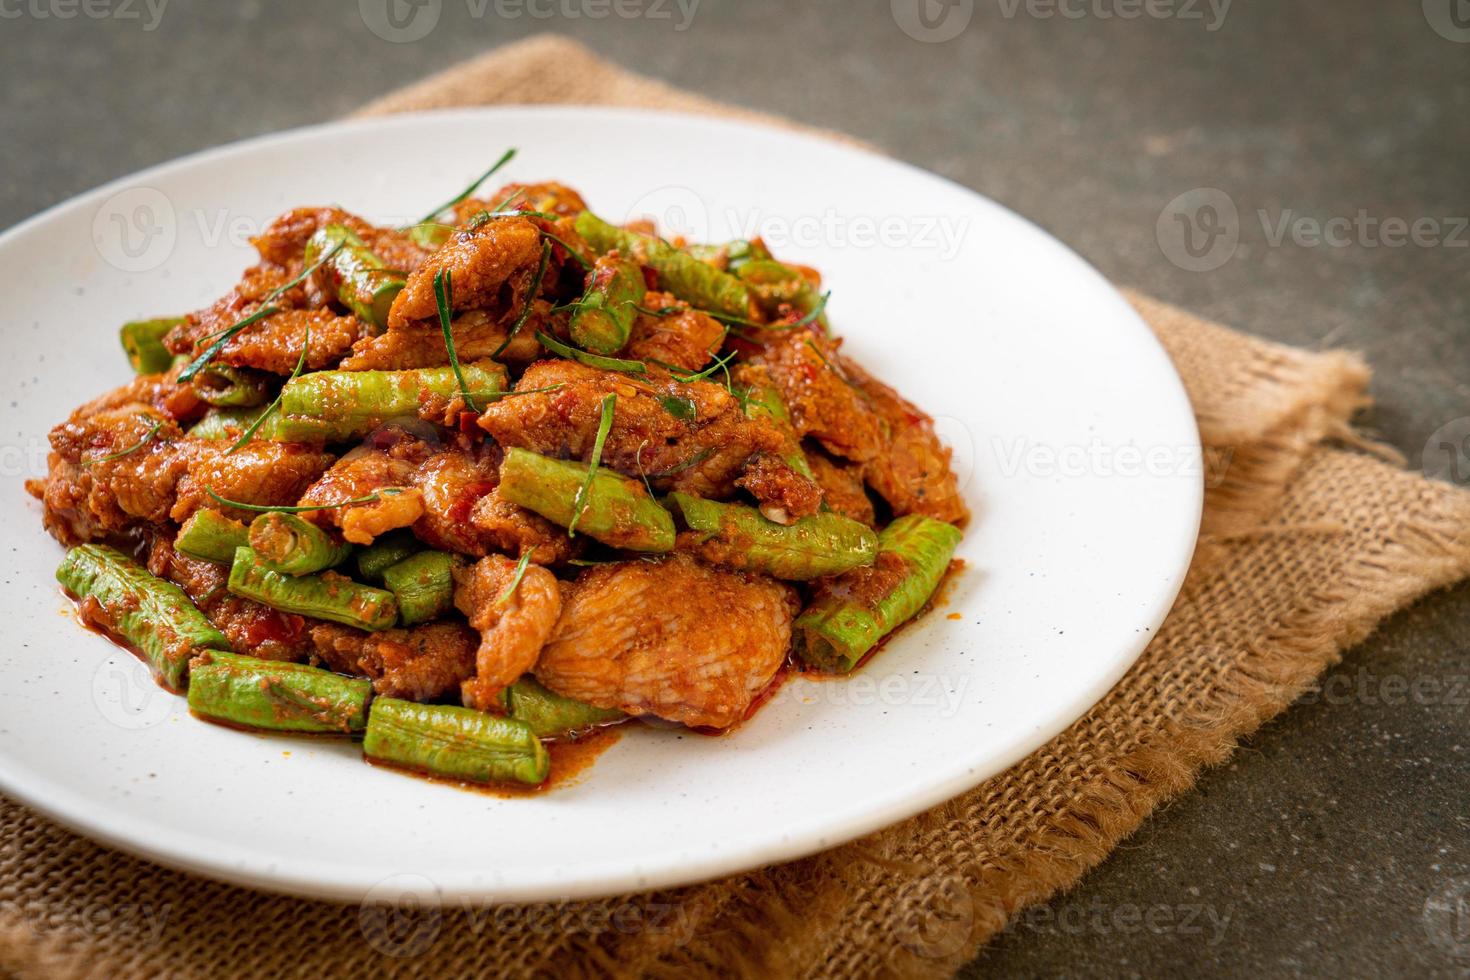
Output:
top-left (29, 153), bottom-right (969, 788)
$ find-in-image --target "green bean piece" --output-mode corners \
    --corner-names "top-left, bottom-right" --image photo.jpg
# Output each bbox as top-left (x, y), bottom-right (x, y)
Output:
top-left (569, 255), bottom-right (645, 354)
top-left (187, 407), bottom-right (263, 442)
top-left (363, 697), bottom-right (550, 786)
top-left (227, 547), bottom-right (398, 631)
top-left (279, 361), bottom-right (508, 423)
top-left (739, 383), bottom-right (815, 480)
top-left (724, 238), bottom-right (771, 272)
top-left (119, 317), bottom-right (182, 374)
top-left (506, 676), bottom-right (625, 739)
top-left (405, 221), bottom-right (452, 250)
top-left (355, 530), bottom-right (422, 582)
top-left (381, 551), bottom-right (461, 626)
top-left (794, 515), bottom-right (963, 673)
top-left (248, 512), bottom-right (352, 576)
top-left (668, 492), bottom-right (877, 580)
top-left (685, 239), bottom-right (771, 273)
top-left (187, 651), bottom-right (371, 734)
top-left (575, 211), bottom-right (753, 320)
top-left (304, 223), bottom-right (405, 330)
top-left (498, 447), bottom-right (675, 553)
top-left (736, 259), bottom-right (804, 304)
top-left (175, 509), bottom-right (250, 564)
top-left (190, 363), bottom-right (271, 408)
top-left (258, 413), bottom-right (373, 444)
top-left (737, 259), bottom-right (830, 331)
top-left (56, 544), bottom-right (230, 690)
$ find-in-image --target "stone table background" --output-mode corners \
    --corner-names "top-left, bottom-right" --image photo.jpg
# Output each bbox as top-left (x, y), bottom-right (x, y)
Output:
top-left (4, 1), bottom-right (1468, 975)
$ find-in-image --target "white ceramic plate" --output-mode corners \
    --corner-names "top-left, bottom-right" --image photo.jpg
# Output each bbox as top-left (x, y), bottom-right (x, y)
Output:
top-left (0, 107), bottom-right (1200, 903)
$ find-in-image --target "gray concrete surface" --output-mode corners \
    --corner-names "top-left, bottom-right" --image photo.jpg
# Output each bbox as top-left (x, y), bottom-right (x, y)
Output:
top-left (3, 0), bottom-right (1468, 975)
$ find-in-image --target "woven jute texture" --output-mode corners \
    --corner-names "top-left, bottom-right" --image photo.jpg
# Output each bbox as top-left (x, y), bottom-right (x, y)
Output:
top-left (6, 35), bottom-right (1470, 980)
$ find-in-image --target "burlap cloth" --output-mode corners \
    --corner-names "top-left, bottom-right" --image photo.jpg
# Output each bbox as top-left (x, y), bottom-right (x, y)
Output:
top-left (5, 35), bottom-right (1470, 980)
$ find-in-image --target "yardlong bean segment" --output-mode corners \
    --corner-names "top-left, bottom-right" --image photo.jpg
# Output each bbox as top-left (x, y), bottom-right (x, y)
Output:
top-left (227, 547), bottom-right (398, 631)
top-left (737, 259), bottom-right (830, 331)
top-left (669, 492), bottom-right (877, 580)
top-left (57, 544), bottom-right (230, 690)
top-left (279, 361), bottom-right (507, 430)
top-left (305, 224), bottom-right (405, 330)
top-left (498, 447), bottom-right (675, 552)
top-left (175, 509), bottom-right (250, 564)
top-left (795, 515), bottom-right (963, 672)
top-left (187, 407), bottom-right (263, 442)
top-left (191, 364), bottom-right (270, 407)
top-left (248, 512), bottom-right (353, 576)
top-left (575, 211), bottom-right (753, 319)
top-left (188, 651), bottom-right (371, 734)
top-left (355, 530), bottom-right (421, 582)
top-left (381, 551), bottom-right (461, 626)
top-left (363, 697), bottom-right (549, 786)
top-left (505, 676), bottom-right (626, 739)
top-left (570, 255), bottom-right (644, 353)
top-left (738, 382), bottom-right (815, 479)
top-left (120, 317), bottom-right (182, 374)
